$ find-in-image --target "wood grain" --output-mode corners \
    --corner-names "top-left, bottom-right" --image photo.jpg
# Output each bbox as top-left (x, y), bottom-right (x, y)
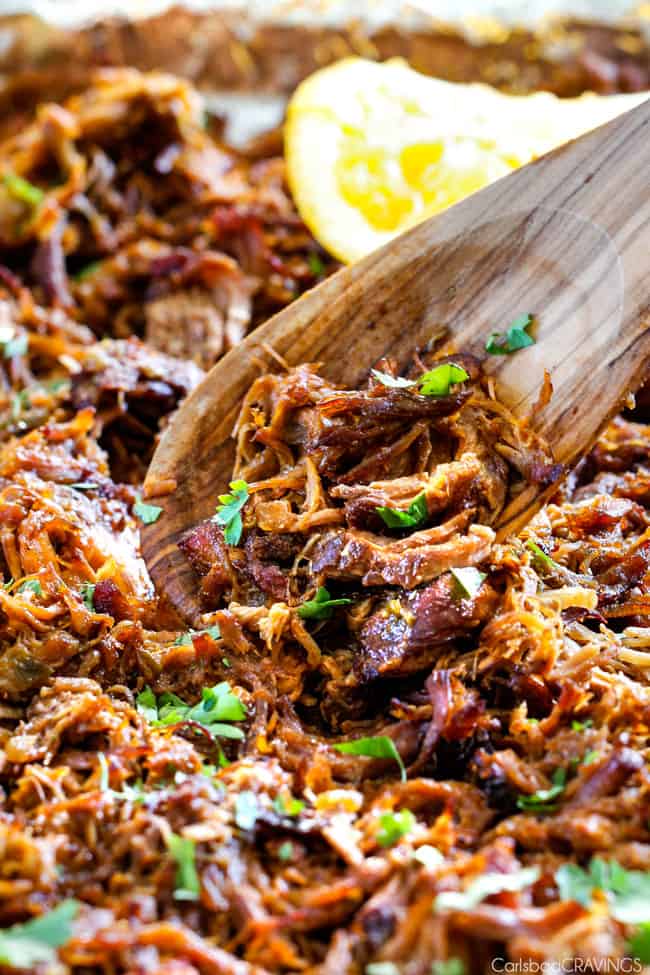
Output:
top-left (143, 97), bottom-right (650, 625)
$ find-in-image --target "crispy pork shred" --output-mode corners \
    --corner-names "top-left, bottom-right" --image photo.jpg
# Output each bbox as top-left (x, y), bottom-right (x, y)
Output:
top-left (0, 69), bottom-right (650, 975)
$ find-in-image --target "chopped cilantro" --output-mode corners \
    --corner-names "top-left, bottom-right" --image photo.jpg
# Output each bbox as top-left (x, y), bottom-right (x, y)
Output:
top-left (17, 579), bottom-right (43, 597)
top-left (333, 735), bottom-right (406, 782)
top-left (434, 866), bottom-right (540, 913)
top-left (136, 682), bottom-right (246, 741)
top-left (376, 491), bottom-right (428, 530)
top-left (556, 857), bottom-right (650, 924)
top-left (418, 363), bottom-right (469, 397)
top-left (274, 794), bottom-right (305, 817)
top-left (0, 900), bottom-right (79, 969)
top-left (450, 567), bottom-right (486, 600)
top-left (3, 171), bottom-right (44, 208)
top-left (376, 808), bottom-right (415, 847)
top-left (571, 718), bottom-right (593, 732)
top-left (486, 313), bottom-right (535, 356)
top-left (73, 261), bottom-right (102, 282)
top-left (277, 841), bottom-right (294, 862)
top-left (165, 832), bottom-right (200, 901)
top-left (308, 253), bottom-right (325, 276)
top-left (432, 961), bottom-right (466, 975)
top-left (79, 582), bottom-right (96, 612)
top-left (214, 479), bottom-right (249, 545)
top-left (297, 586), bottom-right (352, 621)
top-left (366, 964), bottom-right (400, 975)
top-left (133, 497), bottom-right (163, 525)
top-left (174, 625), bottom-right (221, 646)
top-left (97, 753), bottom-right (146, 804)
top-left (628, 923), bottom-right (650, 964)
top-left (517, 767), bottom-right (566, 812)
top-left (234, 790), bottom-right (259, 830)
top-left (582, 749), bottom-right (599, 766)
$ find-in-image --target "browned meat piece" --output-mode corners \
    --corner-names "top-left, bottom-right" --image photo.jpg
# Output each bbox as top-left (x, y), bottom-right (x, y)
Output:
top-left (179, 519), bottom-right (235, 603)
top-left (145, 286), bottom-right (248, 369)
top-left (311, 515), bottom-right (494, 589)
top-left (357, 574), bottom-right (499, 679)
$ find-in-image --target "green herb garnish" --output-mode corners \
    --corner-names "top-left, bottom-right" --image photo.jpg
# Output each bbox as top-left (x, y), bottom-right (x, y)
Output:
top-left (278, 841), bottom-right (294, 862)
top-left (165, 833), bottom-right (200, 901)
top-left (333, 735), bottom-right (406, 782)
top-left (214, 479), bottom-right (249, 545)
top-left (418, 363), bottom-right (469, 397)
top-left (628, 923), bottom-right (650, 964)
top-left (434, 866), bottom-right (540, 913)
top-left (556, 857), bottom-right (650, 924)
top-left (308, 253), bottom-right (325, 276)
top-left (432, 960), bottom-right (466, 975)
top-left (17, 579), bottom-right (43, 597)
top-left (486, 313), bottom-right (535, 355)
top-left (234, 790), bottom-right (259, 830)
top-left (4, 172), bottom-right (44, 208)
top-left (79, 583), bottom-right (96, 612)
top-left (97, 753), bottom-right (146, 804)
top-left (133, 498), bottom-right (163, 525)
top-left (136, 682), bottom-right (246, 740)
top-left (297, 586), bottom-right (352, 621)
top-left (376, 491), bottom-right (428, 530)
top-left (173, 625), bottom-right (221, 646)
top-left (73, 261), bottom-right (102, 282)
top-left (273, 794), bottom-right (305, 817)
top-left (366, 964), bottom-right (400, 975)
top-left (571, 718), bottom-right (593, 732)
top-left (517, 767), bottom-right (566, 812)
top-left (450, 567), bottom-right (486, 600)
top-left (376, 808), bottom-right (416, 847)
top-left (582, 749), bottom-right (599, 766)
top-left (0, 900), bottom-right (79, 969)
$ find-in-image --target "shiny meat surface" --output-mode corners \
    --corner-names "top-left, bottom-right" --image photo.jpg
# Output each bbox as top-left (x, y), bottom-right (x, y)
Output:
top-left (0, 68), bottom-right (649, 975)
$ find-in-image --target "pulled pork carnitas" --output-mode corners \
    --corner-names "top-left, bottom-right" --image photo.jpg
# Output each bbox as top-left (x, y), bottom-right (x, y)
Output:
top-left (0, 68), bottom-right (650, 975)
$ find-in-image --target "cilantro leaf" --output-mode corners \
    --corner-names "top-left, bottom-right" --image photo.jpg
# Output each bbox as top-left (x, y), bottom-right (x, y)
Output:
top-left (136, 683), bottom-right (246, 741)
top-left (556, 857), bottom-right (650, 924)
top-left (376, 491), bottom-right (428, 530)
top-left (273, 794), bottom-right (305, 817)
top-left (571, 718), bottom-right (593, 732)
top-left (17, 579), bottom-right (43, 597)
top-left (517, 767), bottom-right (566, 812)
top-left (235, 790), bottom-right (259, 830)
top-left (165, 832), bottom-right (200, 901)
top-left (371, 369), bottom-right (417, 389)
top-left (434, 866), bottom-right (540, 913)
top-left (628, 923), bottom-right (650, 964)
top-left (418, 363), bottom-right (469, 397)
top-left (366, 964), bottom-right (400, 975)
top-left (333, 735), bottom-right (406, 782)
top-left (133, 498), bottom-right (163, 525)
top-left (450, 567), bottom-right (486, 600)
top-left (432, 961), bottom-right (466, 975)
top-left (0, 900), bottom-right (79, 968)
top-left (308, 253), bottom-right (325, 276)
top-left (278, 840), bottom-right (294, 862)
top-left (4, 172), bottom-right (44, 208)
top-left (214, 479), bottom-right (249, 546)
top-left (376, 808), bottom-right (415, 847)
top-left (297, 586), bottom-right (352, 621)
top-left (79, 582), bottom-right (96, 612)
top-left (73, 261), bottom-right (102, 282)
top-left (486, 313), bottom-right (535, 355)
top-left (174, 625), bottom-right (221, 646)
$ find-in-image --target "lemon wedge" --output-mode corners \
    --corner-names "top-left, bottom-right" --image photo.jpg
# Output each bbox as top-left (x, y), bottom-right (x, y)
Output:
top-left (285, 57), bottom-right (647, 264)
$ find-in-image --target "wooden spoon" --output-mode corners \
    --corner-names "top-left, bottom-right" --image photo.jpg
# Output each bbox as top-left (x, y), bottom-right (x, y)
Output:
top-left (143, 98), bottom-right (650, 625)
